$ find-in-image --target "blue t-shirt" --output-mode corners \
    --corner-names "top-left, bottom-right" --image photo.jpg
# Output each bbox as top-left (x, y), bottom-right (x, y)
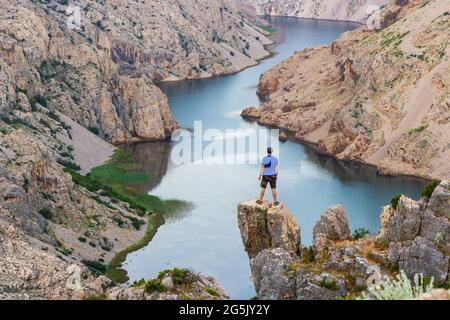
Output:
top-left (261, 155), bottom-right (278, 176)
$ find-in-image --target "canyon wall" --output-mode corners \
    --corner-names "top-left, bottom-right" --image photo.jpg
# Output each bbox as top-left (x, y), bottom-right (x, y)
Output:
top-left (0, 0), bottom-right (271, 143)
top-left (238, 0), bottom-right (388, 22)
top-left (243, 0), bottom-right (450, 180)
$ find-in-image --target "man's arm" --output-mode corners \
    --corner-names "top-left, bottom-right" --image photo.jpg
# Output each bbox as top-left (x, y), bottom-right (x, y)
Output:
top-left (259, 165), bottom-right (264, 181)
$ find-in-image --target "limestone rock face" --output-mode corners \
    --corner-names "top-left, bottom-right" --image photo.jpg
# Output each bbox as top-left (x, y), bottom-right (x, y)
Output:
top-left (243, 0), bottom-right (450, 180)
top-left (241, 0), bottom-right (388, 23)
top-left (237, 200), bottom-right (301, 258)
top-left (0, 0), bottom-right (272, 143)
top-left (384, 196), bottom-right (425, 242)
top-left (383, 181), bottom-right (450, 283)
top-left (426, 181), bottom-right (450, 218)
top-left (249, 248), bottom-right (296, 300)
top-left (313, 205), bottom-right (351, 244)
top-left (399, 237), bottom-right (449, 284)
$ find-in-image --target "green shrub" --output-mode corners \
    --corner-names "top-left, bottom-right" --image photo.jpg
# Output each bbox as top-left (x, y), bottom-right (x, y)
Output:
top-left (130, 278), bottom-right (146, 288)
top-left (158, 268), bottom-right (197, 286)
top-left (78, 236), bottom-right (87, 243)
top-left (421, 179), bottom-right (441, 199)
top-left (302, 246), bottom-right (315, 263)
top-left (318, 278), bottom-right (338, 291)
top-left (47, 110), bottom-right (61, 122)
top-left (352, 228), bottom-right (371, 240)
top-left (144, 279), bottom-right (166, 293)
top-left (360, 271), bottom-right (434, 300)
top-left (57, 158), bottom-right (80, 171)
top-left (30, 95), bottom-right (48, 109)
top-left (391, 194), bottom-right (402, 209)
top-left (113, 216), bottom-right (125, 227)
top-left (88, 126), bottom-right (100, 135)
top-left (205, 288), bottom-right (219, 297)
top-left (38, 208), bottom-right (53, 220)
top-left (82, 260), bottom-right (107, 274)
top-left (125, 215), bottom-right (145, 230)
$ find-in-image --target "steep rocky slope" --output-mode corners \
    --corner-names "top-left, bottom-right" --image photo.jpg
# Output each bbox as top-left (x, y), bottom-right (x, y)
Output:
top-left (239, 0), bottom-right (388, 22)
top-left (0, 0), bottom-right (272, 143)
top-left (238, 181), bottom-right (450, 300)
top-left (242, 0), bottom-right (450, 180)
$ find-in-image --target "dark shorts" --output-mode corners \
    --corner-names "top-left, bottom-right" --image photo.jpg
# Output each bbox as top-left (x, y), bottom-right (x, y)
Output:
top-left (261, 175), bottom-right (277, 189)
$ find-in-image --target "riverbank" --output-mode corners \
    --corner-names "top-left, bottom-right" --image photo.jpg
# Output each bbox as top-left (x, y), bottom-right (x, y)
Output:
top-left (67, 149), bottom-right (192, 283)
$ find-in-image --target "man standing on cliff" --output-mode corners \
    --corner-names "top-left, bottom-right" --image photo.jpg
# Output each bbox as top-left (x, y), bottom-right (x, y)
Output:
top-left (257, 147), bottom-right (279, 206)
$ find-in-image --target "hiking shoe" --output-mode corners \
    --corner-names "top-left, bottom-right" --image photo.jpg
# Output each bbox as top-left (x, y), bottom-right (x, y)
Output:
top-left (274, 201), bottom-right (280, 206)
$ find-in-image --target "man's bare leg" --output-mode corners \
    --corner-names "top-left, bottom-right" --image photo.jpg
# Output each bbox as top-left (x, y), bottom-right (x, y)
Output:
top-left (271, 188), bottom-right (277, 204)
top-left (258, 188), bottom-right (266, 203)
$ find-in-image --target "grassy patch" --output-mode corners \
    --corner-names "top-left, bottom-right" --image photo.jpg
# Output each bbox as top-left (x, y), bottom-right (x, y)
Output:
top-left (67, 149), bottom-right (191, 283)
top-left (106, 213), bottom-right (165, 283)
top-left (259, 25), bottom-right (277, 34)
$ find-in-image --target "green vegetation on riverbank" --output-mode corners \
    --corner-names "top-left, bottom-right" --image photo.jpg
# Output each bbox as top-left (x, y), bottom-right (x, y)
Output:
top-left (67, 149), bottom-right (191, 283)
top-left (106, 213), bottom-right (165, 283)
top-left (260, 25), bottom-right (277, 34)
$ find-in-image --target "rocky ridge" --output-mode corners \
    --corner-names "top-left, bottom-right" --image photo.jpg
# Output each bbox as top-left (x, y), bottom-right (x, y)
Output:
top-left (239, 0), bottom-right (388, 23)
top-left (237, 180), bottom-right (449, 300)
top-left (242, 0), bottom-right (450, 180)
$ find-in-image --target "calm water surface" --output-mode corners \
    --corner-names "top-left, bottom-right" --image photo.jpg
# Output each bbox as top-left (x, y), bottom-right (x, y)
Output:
top-left (123, 17), bottom-right (426, 299)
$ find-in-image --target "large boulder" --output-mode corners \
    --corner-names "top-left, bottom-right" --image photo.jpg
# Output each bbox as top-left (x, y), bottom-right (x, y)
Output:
top-left (237, 200), bottom-right (301, 258)
top-left (250, 248), bottom-right (296, 300)
top-left (398, 237), bottom-right (449, 284)
top-left (426, 181), bottom-right (450, 218)
top-left (313, 205), bottom-right (350, 252)
top-left (420, 212), bottom-right (450, 254)
top-left (383, 196), bottom-right (425, 242)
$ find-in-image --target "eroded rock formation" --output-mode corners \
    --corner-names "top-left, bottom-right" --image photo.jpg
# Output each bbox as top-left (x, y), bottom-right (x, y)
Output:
top-left (238, 181), bottom-right (450, 300)
top-left (237, 200), bottom-right (301, 258)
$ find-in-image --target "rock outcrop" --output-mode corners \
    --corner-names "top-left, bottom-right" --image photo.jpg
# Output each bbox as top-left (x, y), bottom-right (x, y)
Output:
top-left (242, 0), bottom-right (450, 180)
top-left (237, 200), bottom-right (301, 258)
top-left (238, 201), bottom-right (357, 300)
top-left (238, 182), bottom-right (449, 300)
top-left (239, 0), bottom-right (388, 23)
top-left (381, 181), bottom-right (450, 284)
top-left (313, 205), bottom-right (351, 253)
top-left (107, 269), bottom-right (229, 300)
